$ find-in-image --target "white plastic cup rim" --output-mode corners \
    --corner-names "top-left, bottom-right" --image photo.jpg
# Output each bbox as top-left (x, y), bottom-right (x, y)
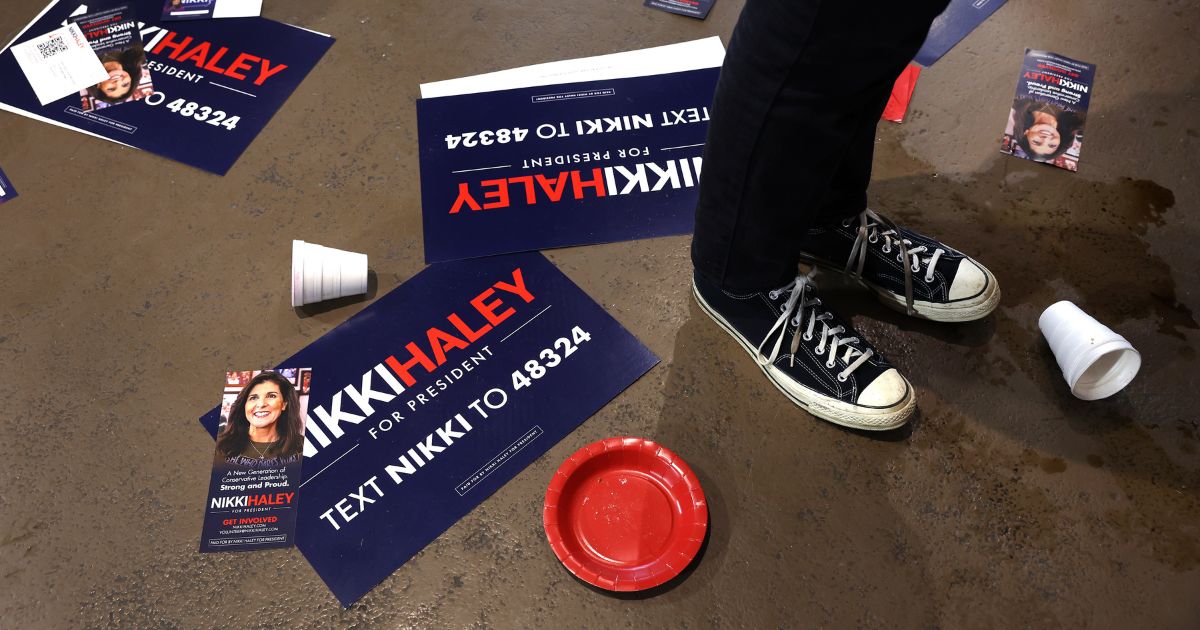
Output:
top-left (1039, 300), bottom-right (1141, 401)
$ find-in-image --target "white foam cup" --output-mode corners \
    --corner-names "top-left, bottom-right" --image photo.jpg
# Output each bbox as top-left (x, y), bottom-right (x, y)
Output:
top-left (1038, 300), bottom-right (1141, 400)
top-left (291, 240), bottom-right (369, 307)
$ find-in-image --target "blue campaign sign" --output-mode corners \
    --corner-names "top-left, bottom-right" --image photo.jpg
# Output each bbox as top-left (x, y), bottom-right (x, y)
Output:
top-left (199, 252), bottom-right (658, 606)
top-left (0, 165), bottom-right (16, 203)
top-left (914, 0), bottom-right (1008, 67)
top-left (416, 68), bottom-right (720, 263)
top-left (0, 0), bottom-right (333, 175)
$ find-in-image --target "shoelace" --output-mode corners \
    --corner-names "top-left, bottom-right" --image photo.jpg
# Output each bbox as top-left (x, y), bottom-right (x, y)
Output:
top-left (845, 209), bottom-right (945, 316)
top-left (756, 271), bottom-right (875, 382)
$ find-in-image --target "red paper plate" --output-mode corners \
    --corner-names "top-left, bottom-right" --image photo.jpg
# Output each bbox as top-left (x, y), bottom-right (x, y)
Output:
top-left (543, 436), bottom-right (708, 591)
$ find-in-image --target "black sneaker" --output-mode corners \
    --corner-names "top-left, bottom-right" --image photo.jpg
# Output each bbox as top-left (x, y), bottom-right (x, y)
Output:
top-left (799, 209), bottom-right (1000, 322)
top-left (692, 270), bottom-right (915, 430)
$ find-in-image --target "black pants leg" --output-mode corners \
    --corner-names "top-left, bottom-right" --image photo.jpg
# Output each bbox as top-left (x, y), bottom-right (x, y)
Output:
top-left (691, 0), bottom-right (950, 292)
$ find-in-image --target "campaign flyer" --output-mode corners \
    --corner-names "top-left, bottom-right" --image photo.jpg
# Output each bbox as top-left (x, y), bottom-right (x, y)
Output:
top-left (417, 67), bottom-right (719, 262)
top-left (8, 23), bottom-right (108, 105)
top-left (645, 0), bottom-right (715, 20)
top-left (0, 165), bottom-right (17, 203)
top-left (199, 253), bottom-right (658, 605)
top-left (200, 367), bottom-right (312, 552)
top-left (0, 0), bottom-right (334, 175)
top-left (162, 0), bottom-right (216, 19)
top-left (1000, 49), bottom-right (1094, 172)
top-left (914, 0), bottom-right (1008, 67)
top-left (70, 4), bottom-right (155, 111)
top-left (162, 0), bottom-right (262, 21)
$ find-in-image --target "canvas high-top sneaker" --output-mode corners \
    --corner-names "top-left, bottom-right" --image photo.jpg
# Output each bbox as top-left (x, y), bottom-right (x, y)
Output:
top-left (692, 270), bottom-right (915, 430)
top-left (799, 209), bottom-right (1000, 322)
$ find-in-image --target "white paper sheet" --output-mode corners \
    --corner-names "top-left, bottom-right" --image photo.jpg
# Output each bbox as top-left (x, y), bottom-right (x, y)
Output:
top-left (419, 36), bottom-right (725, 99)
top-left (10, 23), bottom-right (108, 105)
top-left (212, 0), bottom-right (263, 19)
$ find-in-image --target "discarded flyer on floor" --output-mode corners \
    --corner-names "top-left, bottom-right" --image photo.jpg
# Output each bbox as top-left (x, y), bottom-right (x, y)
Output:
top-left (644, 0), bottom-right (716, 20)
top-left (200, 367), bottom-right (312, 553)
top-left (9, 23), bottom-right (107, 105)
top-left (0, 0), bottom-right (333, 175)
top-left (162, 0), bottom-right (263, 21)
top-left (1001, 49), bottom-right (1094, 172)
top-left (70, 4), bottom-right (155, 111)
top-left (417, 38), bottom-right (724, 263)
top-left (0, 165), bottom-right (17, 203)
top-left (915, 0), bottom-right (1008, 66)
top-left (200, 252), bottom-right (658, 606)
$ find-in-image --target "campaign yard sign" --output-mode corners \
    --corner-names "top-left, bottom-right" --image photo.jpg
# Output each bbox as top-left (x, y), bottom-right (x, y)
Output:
top-left (0, 0), bottom-right (333, 175)
top-left (200, 252), bottom-right (658, 606)
top-left (914, 0), bottom-right (1008, 67)
top-left (0, 165), bottom-right (17, 203)
top-left (416, 60), bottom-right (720, 263)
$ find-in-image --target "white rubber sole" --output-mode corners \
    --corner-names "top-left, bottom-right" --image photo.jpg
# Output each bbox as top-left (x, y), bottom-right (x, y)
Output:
top-left (692, 281), bottom-right (915, 431)
top-left (872, 260), bottom-right (1001, 322)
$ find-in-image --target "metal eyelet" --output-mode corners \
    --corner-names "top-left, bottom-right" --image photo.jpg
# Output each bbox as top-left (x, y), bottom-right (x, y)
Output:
top-left (881, 245), bottom-right (891, 254)
top-left (841, 219), bottom-right (852, 228)
top-left (868, 235), bottom-right (878, 244)
top-left (825, 360), bottom-right (836, 369)
top-left (896, 255), bottom-right (903, 262)
top-left (911, 263), bottom-right (920, 273)
top-left (802, 333), bottom-right (813, 341)
top-left (836, 374), bottom-right (848, 382)
top-left (813, 347), bottom-right (824, 356)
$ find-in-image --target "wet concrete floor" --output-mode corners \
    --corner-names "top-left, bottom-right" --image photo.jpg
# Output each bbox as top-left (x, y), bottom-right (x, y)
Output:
top-left (1, 0), bottom-right (1198, 627)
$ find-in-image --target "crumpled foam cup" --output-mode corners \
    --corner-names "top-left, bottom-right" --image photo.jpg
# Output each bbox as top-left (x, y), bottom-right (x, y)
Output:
top-left (1038, 300), bottom-right (1141, 400)
top-left (291, 240), bottom-right (368, 307)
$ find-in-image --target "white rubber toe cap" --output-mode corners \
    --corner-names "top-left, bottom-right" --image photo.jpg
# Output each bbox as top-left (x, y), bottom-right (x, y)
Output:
top-left (948, 259), bottom-right (988, 300)
top-left (858, 368), bottom-right (909, 408)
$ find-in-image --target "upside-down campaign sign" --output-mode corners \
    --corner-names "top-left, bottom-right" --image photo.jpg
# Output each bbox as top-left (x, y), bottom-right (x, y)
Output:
top-left (200, 252), bottom-right (657, 606)
top-left (416, 38), bottom-right (724, 263)
top-left (0, 0), bottom-right (332, 175)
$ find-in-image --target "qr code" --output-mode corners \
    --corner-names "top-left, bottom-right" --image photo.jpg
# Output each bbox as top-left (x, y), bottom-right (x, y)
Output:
top-left (36, 35), bottom-right (69, 59)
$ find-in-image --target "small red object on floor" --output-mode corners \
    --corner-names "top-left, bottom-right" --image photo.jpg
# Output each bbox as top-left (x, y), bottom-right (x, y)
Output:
top-left (882, 63), bottom-right (922, 123)
top-left (543, 436), bottom-right (708, 592)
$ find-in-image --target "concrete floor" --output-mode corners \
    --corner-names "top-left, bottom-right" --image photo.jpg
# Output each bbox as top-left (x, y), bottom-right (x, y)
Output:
top-left (2, 0), bottom-right (1198, 627)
